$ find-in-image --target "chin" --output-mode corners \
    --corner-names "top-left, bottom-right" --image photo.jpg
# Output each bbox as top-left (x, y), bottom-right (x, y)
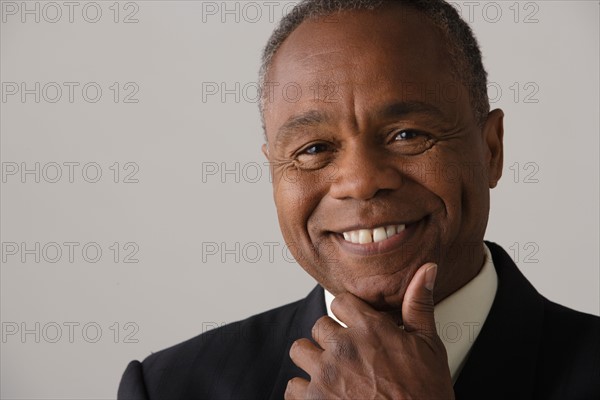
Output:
top-left (346, 280), bottom-right (408, 311)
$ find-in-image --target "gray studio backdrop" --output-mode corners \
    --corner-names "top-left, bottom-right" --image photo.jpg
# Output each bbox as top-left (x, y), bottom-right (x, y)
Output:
top-left (1, 1), bottom-right (598, 398)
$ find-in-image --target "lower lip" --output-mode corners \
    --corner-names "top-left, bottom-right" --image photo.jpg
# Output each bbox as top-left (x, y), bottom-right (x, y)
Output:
top-left (331, 220), bottom-right (422, 257)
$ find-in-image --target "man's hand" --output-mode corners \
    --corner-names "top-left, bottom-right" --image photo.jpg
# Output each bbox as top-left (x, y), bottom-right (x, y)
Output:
top-left (285, 263), bottom-right (455, 400)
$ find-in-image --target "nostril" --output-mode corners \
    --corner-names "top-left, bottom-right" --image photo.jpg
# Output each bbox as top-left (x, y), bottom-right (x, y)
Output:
top-left (327, 160), bottom-right (403, 201)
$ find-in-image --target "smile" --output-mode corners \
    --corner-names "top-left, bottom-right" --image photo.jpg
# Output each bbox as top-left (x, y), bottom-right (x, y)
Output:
top-left (342, 224), bottom-right (406, 244)
top-left (330, 219), bottom-right (423, 257)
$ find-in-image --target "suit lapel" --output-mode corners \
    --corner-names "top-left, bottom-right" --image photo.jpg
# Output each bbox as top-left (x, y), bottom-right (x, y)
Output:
top-left (268, 284), bottom-right (326, 399)
top-left (453, 241), bottom-right (545, 399)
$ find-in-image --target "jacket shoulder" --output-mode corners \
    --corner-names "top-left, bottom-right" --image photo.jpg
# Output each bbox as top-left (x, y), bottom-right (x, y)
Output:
top-left (137, 297), bottom-right (304, 397)
top-left (536, 299), bottom-right (600, 399)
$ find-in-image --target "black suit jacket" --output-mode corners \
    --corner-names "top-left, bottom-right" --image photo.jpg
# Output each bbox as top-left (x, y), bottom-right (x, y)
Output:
top-left (118, 241), bottom-right (600, 399)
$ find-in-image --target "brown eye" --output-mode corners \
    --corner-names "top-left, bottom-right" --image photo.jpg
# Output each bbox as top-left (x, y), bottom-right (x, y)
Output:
top-left (391, 130), bottom-right (435, 155)
top-left (294, 142), bottom-right (335, 170)
top-left (300, 143), bottom-right (330, 155)
top-left (395, 130), bottom-right (421, 140)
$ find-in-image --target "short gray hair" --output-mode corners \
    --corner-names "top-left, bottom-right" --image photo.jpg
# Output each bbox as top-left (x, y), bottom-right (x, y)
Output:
top-left (258, 0), bottom-right (490, 137)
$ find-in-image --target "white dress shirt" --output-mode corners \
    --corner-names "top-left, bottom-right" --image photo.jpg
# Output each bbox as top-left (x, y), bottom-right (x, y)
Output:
top-left (324, 242), bottom-right (498, 383)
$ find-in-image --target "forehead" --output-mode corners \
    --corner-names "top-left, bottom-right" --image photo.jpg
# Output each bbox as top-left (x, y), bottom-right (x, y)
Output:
top-left (274, 7), bottom-right (445, 72)
top-left (263, 6), bottom-right (466, 140)
top-left (268, 6), bottom-right (449, 84)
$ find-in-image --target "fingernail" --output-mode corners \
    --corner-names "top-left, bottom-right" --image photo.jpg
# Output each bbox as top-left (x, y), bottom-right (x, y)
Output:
top-left (425, 264), bottom-right (438, 291)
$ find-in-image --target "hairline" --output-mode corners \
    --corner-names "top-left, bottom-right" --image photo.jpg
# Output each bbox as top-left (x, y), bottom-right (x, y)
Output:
top-left (258, 1), bottom-right (489, 142)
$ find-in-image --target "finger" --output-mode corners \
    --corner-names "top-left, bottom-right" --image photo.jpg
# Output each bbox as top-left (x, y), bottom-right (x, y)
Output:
top-left (289, 338), bottom-right (322, 376)
top-left (284, 377), bottom-right (309, 400)
top-left (311, 315), bottom-right (342, 350)
top-left (402, 262), bottom-right (438, 337)
top-left (330, 292), bottom-right (386, 328)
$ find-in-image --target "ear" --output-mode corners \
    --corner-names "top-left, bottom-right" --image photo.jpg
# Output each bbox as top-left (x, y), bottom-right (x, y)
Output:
top-left (261, 143), bottom-right (269, 160)
top-left (482, 109), bottom-right (504, 188)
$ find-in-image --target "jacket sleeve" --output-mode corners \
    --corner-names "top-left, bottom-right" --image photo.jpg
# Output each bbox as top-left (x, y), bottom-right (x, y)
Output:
top-left (117, 360), bottom-right (150, 400)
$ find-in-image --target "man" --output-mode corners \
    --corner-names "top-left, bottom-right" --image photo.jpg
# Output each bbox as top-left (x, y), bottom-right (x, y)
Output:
top-left (118, 0), bottom-right (600, 398)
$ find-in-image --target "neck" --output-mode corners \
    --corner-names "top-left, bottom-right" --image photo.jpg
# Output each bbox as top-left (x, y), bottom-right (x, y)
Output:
top-left (433, 241), bottom-right (486, 305)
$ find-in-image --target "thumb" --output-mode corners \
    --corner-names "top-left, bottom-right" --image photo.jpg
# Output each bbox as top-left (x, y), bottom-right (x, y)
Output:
top-left (401, 263), bottom-right (438, 337)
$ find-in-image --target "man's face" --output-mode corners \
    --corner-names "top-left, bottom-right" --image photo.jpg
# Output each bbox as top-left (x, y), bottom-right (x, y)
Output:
top-left (262, 7), bottom-right (503, 310)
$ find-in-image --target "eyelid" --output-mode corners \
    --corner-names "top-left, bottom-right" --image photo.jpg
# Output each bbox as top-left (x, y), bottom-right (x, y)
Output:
top-left (388, 127), bottom-right (428, 140)
top-left (296, 141), bottom-right (333, 156)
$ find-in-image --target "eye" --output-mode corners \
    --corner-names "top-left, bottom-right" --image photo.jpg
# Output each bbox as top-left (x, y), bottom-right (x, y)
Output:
top-left (393, 130), bottom-right (423, 141)
top-left (390, 129), bottom-right (436, 155)
top-left (298, 142), bottom-right (331, 156)
top-left (293, 142), bottom-right (335, 170)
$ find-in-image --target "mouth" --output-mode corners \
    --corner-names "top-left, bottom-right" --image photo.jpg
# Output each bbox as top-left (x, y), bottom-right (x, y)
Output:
top-left (329, 218), bottom-right (425, 256)
top-left (341, 224), bottom-right (406, 244)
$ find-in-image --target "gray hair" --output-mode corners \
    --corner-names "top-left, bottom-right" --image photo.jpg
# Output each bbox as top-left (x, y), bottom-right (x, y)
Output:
top-left (258, 0), bottom-right (490, 138)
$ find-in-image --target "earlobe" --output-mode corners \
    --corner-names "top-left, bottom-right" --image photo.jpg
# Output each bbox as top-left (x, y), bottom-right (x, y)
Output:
top-left (261, 143), bottom-right (270, 160)
top-left (483, 109), bottom-right (504, 188)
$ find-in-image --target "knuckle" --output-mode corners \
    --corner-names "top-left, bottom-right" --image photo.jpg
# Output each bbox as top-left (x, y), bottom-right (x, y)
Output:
top-left (330, 292), bottom-right (349, 309)
top-left (284, 378), bottom-right (296, 397)
top-left (331, 336), bottom-right (358, 360)
top-left (312, 316), bottom-right (335, 342)
top-left (360, 319), bottom-right (379, 334)
top-left (285, 377), bottom-right (304, 399)
top-left (289, 338), bottom-right (306, 358)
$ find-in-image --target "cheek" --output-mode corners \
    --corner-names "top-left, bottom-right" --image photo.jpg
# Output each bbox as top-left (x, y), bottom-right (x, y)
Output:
top-left (398, 150), bottom-right (484, 238)
top-left (272, 172), bottom-right (335, 279)
top-left (432, 142), bottom-right (486, 189)
top-left (273, 170), bottom-right (326, 241)
top-left (415, 149), bottom-right (489, 239)
top-left (398, 153), bottom-right (463, 213)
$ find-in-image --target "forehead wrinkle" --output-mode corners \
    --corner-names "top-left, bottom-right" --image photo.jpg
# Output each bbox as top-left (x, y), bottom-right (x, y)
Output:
top-left (378, 101), bottom-right (446, 120)
top-left (280, 40), bottom-right (361, 77)
top-left (294, 49), bottom-right (347, 65)
top-left (347, 80), bottom-right (361, 135)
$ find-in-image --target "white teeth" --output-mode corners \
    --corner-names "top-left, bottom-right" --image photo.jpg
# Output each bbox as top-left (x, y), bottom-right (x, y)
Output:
top-left (386, 225), bottom-right (396, 237)
top-left (341, 224), bottom-right (407, 244)
top-left (358, 229), bottom-right (372, 244)
top-left (372, 227), bottom-right (387, 243)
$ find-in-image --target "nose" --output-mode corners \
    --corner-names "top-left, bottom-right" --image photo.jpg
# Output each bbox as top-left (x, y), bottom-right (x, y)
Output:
top-left (328, 144), bottom-right (403, 201)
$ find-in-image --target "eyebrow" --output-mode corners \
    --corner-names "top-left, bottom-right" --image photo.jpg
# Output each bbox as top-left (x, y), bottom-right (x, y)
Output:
top-left (273, 100), bottom-right (445, 149)
top-left (274, 110), bottom-right (330, 149)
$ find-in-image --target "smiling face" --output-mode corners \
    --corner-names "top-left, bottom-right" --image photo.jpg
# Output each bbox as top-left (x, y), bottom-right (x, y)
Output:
top-left (261, 6), bottom-right (503, 310)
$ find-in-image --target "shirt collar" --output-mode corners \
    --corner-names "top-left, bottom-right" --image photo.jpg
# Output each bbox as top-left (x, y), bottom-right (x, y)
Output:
top-left (323, 242), bottom-right (498, 383)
